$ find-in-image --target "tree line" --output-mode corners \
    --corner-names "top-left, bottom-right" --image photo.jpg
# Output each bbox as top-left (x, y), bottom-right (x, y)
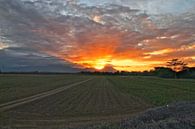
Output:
top-left (81, 59), bottom-right (195, 79)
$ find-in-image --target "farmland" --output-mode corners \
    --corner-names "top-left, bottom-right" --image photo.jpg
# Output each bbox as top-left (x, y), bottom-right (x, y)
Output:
top-left (0, 74), bottom-right (195, 128)
top-left (0, 74), bottom-right (90, 104)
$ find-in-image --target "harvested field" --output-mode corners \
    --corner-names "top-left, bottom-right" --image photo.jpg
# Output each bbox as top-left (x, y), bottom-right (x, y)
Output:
top-left (0, 74), bottom-right (90, 104)
top-left (0, 75), bottom-right (194, 129)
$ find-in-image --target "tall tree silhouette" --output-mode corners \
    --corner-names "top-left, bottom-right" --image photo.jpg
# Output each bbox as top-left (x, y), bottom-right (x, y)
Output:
top-left (166, 59), bottom-right (188, 78)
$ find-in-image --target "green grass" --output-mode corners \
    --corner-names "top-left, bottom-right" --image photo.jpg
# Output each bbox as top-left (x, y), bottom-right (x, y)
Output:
top-left (108, 76), bottom-right (195, 106)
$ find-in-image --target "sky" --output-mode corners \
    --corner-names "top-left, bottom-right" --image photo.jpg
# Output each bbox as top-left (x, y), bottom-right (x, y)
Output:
top-left (0, 0), bottom-right (195, 72)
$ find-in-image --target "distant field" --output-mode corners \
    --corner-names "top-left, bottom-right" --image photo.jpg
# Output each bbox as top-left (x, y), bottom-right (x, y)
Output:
top-left (0, 75), bottom-right (194, 128)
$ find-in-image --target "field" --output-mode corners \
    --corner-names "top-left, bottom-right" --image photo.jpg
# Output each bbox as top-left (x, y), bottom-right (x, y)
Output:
top-left (0, 74), bottom-right (195, 128)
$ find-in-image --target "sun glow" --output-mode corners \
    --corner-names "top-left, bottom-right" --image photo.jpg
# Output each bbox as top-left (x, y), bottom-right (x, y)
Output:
top-left (93, 59), bottom-right (110, 70)
top-left (111, 59), bottom-right (162, 71)
top-left (72, 57), bottom-right (112, 70)
top-left (70, 57), bottom-right (163, 71)
top-left (44, 32), bottom-right (195, 72)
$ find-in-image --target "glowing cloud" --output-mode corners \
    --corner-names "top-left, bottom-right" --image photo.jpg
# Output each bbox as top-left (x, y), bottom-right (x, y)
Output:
top-left (92, 16), bottom-right (104, 24)
top-left (0, 42), bottom-right (9, 50)
top-left (146, 49), bottom-right (174, 56)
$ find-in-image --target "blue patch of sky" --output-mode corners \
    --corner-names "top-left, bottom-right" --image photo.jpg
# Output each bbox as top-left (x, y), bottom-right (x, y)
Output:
top-left (78, 0), bottom-right (195, 15)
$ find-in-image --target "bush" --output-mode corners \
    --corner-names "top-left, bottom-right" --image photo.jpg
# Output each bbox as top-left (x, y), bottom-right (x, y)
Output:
top-left (154, 67), bottom-right (175, 78)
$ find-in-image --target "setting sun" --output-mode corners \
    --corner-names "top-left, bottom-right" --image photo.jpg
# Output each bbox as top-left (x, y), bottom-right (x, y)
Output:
top-left (93, 59), bottom-right (110, 70)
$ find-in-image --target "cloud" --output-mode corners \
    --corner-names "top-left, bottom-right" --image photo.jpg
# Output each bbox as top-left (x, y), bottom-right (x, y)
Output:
top-left (0, 47), bottom-right (80, 72)
top-left (0, 42), bottom-right (9, 50)
top-left (0, 0), bottom-right (195, 71)
top-left (79, 0), bottom-right (195, 14)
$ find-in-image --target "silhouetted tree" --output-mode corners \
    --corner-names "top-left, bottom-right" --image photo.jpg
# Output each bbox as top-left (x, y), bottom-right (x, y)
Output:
top-left (167, 59), bottom-right (188, 71)
top-left (178, 67), bottom-right (195, 79)
top-left (166, 59), bottom-right (188, 78)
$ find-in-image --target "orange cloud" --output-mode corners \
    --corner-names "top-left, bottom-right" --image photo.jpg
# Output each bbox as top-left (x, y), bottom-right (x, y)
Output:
top-left (34, 20), bottom-right (195, 72)
top-left (145, 48), bottom-right (174, 56)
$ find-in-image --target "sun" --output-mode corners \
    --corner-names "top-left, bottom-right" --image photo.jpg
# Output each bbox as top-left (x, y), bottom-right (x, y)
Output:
top-left (92, 58), bottom-right (110, 70)
top-left (94, 65), bottom-right (105, 70)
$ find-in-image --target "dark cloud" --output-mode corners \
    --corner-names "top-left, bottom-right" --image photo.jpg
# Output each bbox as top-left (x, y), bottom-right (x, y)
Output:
top-left (0, 47), bottom-right (80, 72)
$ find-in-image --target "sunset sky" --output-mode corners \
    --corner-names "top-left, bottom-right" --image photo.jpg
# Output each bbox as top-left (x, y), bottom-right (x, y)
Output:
top-left (0, 0), bottom-right (195, 72)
